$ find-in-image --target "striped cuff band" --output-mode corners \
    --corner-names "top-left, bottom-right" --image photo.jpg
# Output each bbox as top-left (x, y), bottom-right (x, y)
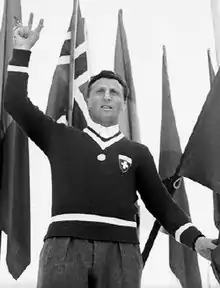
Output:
top-left (7, 65), bottom-right (28, 73)
top-left (175, 222), bottom-right (194, 243)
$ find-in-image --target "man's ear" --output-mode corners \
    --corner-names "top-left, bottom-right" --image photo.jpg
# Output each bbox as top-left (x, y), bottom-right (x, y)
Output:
top-left (86, 94), bottom-right (90, 108)
top-left (87, 100), bottom-right (91, 111)
top-left (85, 86), bottom-right (90, 105)
top-left (121, 100), bottom-right (126, 111)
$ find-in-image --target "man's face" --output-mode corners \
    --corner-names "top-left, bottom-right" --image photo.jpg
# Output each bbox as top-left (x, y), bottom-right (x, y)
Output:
top-left (87, 78), bottom-right (125, 127)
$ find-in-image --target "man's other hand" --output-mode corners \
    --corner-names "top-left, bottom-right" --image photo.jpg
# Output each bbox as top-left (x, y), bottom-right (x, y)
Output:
top-left (195, 236), bottom-right (217, 261)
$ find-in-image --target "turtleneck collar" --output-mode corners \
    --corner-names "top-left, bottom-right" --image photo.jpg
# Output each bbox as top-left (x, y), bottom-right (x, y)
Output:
top-left (87, 118), bottom-right (120, 139)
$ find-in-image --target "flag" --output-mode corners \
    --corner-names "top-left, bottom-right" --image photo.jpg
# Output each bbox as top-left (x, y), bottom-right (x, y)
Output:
top-left (211, 0), bottom-right (220, 67)
top-left (114, 9), bottom-right (141, 236)
top-left (114, 9), bottom-right (140, 142)
top-left (179, 0), bottom-right (220, 190)
top-left (160, 46), bottom-right (202, 288)
top-left (177, 50), bottom-right (220, 191)
top-left (207, 49), bottom-right (220, 230)
top-left (0, 0), bottom-right (30, 279)
top-left (46, 0), bottom-right (90, 129)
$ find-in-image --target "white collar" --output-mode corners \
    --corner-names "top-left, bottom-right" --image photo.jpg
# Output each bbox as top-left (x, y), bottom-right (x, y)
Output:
top-left (87, 118), bottom-right (120, 139)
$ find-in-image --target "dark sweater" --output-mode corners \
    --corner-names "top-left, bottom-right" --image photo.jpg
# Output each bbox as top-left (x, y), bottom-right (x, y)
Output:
top-left (4, 49), bottom-right (203, 248)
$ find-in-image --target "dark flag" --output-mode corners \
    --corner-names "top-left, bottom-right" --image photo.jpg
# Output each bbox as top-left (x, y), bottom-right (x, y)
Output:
top-left (207, 49), bottom-right (220, 230)
top-left (177, 50), bottom-right (220, 192)
top-left (0, 0), bottom-right (30, 279)
top-left (114, 9), bottom-right (141, 236)
top-left (114, 9), bottom-right (140, 142)
top-left (159, 46), bottom-right (202, 288)
top-left (46, 0), bottom-right (90, 129)
top-left (179, 0), bottom-right (220, 193)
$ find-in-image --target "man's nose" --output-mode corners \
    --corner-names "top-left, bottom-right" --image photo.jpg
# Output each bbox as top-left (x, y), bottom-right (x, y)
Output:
top-left (103, 90), bottom-right (111, 101)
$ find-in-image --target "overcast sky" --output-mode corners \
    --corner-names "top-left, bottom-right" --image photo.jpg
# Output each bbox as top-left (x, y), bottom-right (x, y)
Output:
top-left (0, 0), bottom-right (219, 287)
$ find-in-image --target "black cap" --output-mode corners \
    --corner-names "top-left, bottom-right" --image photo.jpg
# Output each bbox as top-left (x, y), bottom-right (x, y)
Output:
top-left (87, 70), bottom-right (129, 100)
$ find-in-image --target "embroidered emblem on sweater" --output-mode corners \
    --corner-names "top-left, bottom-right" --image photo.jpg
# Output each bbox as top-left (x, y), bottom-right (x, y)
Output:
top-left (118, 155), bottom-right (132, 173)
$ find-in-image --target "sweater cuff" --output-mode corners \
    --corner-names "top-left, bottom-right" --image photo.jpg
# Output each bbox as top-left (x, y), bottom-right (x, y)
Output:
top-left (179, 226), bottom-right (204, 250)
top-left (9, 49), bottom-right (31, 67)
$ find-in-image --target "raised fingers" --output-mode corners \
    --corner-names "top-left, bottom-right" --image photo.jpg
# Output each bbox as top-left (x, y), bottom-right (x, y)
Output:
top-left (34, 18), bottom-right (44, 34)
top-left (13, 16), bottom-right (22, 31)
top-left (28, 13), bottom-right (34, 30)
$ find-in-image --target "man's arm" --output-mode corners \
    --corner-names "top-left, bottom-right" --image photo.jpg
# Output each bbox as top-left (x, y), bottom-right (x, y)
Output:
top-left (4, 14), bottom-right (58, 154)
top-left (136, 144), bottom-right (216, 260)
top-left (4, 49), bottom-right (57, 154)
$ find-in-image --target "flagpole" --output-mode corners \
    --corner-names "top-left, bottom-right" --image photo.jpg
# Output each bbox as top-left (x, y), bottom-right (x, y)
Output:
top-left (68, 0), bottom-right (79, 126)
top-left (141, 175), bottom-right (182, 265)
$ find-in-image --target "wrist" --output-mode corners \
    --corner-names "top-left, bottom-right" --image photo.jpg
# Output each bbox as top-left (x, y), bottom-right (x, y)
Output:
top-left (10, 49), bottom-right (31, 68)
top-left (179, 225), bottom-right (205, 250)
top-left (194, 235), bottom-right (205, 251)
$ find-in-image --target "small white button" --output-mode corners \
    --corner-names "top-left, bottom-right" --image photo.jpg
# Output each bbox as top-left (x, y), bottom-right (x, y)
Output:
top-left (97, 154), bottom-right (106, 161)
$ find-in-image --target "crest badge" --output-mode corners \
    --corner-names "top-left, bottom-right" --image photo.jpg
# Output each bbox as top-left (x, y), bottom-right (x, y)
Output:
top-left (118, 154), bottom-right (132, 173)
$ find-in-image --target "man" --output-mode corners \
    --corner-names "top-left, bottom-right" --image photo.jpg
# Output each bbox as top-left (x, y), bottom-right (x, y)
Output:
top-left (4, 13), bottom-right (217, 288)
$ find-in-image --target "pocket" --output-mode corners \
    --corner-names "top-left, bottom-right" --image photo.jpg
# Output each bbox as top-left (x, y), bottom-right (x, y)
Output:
top-left (118, 243), bottom-right (143, 269)
top-left (118, 243), bottom-right (143, 285)
top-left (40, 237), bottom-right (71, 267)
top-left (40, 238), bottom-right (55, 267)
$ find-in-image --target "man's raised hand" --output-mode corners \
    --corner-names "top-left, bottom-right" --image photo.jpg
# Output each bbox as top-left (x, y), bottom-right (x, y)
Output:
top-left (13, 13), bottom-right (44, 50)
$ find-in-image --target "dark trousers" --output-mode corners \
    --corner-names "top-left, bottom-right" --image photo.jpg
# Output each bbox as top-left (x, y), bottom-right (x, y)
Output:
top-left (36, 237), bottom-right (143, 288)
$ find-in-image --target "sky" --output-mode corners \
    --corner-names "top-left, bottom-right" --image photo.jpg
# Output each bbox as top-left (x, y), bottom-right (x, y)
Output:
top-left (0, 0), bottom-right (220, 287)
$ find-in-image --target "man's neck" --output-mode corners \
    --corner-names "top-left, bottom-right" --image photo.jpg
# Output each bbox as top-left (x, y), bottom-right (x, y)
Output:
top-left (87, 117), bottom-right (120, 139)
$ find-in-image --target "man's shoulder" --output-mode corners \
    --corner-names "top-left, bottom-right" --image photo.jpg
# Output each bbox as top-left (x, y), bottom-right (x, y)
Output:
top-left (49, 119), bottom-right (85, 137)
top-left (121, 137), bottom-right (151, 154)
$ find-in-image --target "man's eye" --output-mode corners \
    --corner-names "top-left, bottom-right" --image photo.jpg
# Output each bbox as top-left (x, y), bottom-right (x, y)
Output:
top-left (97, 88), bottom-right (104, 93)
top-left (111, 90), bottom-right (119, 96)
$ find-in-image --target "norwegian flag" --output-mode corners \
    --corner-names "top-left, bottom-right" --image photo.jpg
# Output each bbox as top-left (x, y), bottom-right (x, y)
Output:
top-left (46, 1), bottom-right (90, 129)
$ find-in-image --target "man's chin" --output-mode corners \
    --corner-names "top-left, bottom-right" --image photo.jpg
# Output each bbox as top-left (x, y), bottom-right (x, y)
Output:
top-left (99, 116), bottom-right (117, 127)
top-left (89, 112), bottom-right (118, 126)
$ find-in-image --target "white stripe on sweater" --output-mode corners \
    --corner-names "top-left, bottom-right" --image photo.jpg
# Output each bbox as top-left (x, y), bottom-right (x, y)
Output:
top-left (51, 213), bottom-right (137, 228)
